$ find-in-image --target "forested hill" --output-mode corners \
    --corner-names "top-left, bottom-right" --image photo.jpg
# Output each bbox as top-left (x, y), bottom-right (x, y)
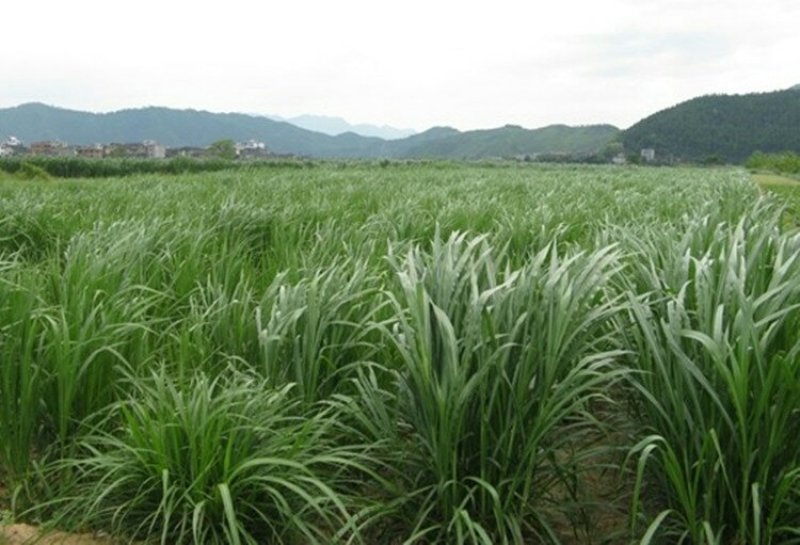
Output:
top-left (0, 103), bottom-right (618, 159)
top-left (622, 87), bottom-right (800, 163)
top-left (388, 124), bottom-right (619, 159)
top-left (0, 103), bottom-right (380, 157)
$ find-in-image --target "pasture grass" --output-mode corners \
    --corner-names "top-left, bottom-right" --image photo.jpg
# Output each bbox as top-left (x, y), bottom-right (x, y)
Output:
top-left (3, 163), bottom-right (800, 543)
top-left (616, 202), bottom-right (800, 543)
top-left (756, 173), bottom-right (800, 229)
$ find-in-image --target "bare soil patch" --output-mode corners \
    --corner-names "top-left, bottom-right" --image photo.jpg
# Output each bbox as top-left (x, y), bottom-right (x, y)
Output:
top-left (0, 524), bottom-right (115, 545)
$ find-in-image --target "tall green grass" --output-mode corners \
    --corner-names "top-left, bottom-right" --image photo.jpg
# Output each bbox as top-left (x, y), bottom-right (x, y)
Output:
top-left (3, 163), bottom-right (793, 543)
top-left (619, 202), bottom-right (800, 544)
top-left (339, 232), bottom-right (627, 543)
top-left (0, 156), bottom-right (243, 178)
top-left (50, 371), bottom-right (362, 545)
top-left (0, 259), bottom-right (46, 483)
top-left (256, 260), bottom-right (383, 404)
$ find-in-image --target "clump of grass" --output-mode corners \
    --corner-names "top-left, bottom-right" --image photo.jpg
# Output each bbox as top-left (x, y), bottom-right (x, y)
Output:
top-left (15, 162), bottom-right (53, 181)
top-left (620, 203), bottom-right (800, 543)
top-left (49, 370), bottom-right (362, 545)
top-left (0, 206), bottom-right (65, 261)
top-left (256, 259), bottom-right (383, 404)
top-left (0, 264), bottom-right (47, 485)
top-left (349, 232), bottom-right (626, 544)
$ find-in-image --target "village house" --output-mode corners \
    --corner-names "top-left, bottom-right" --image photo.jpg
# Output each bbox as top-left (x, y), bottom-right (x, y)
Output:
top-left (166, 146), bottom-right (208, 158)
top-left (76, 144), bottom-right (105, 159)
top-left (0, 136), bottom-right (25, 156)
top-left (105, 141), bottom-right (166, 159)
top-left (236, 139), bottom-right (271, 159)
top-left (640, 148), bottom-right (656, 163)
top-left (143, 140), bottom-right (166, 159)
top-left (29, 141), bottom-right (75, 157)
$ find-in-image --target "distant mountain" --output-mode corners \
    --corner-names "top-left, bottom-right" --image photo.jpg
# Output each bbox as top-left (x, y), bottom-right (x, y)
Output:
top-left (622, 89), bottom-right (800, 163)
top-left (395, 124), bottom-right (619, 159)
top-left (0, 103), bottom-right (618, 159)
top-left (270, 114), bottom-right (417, 140)
top-left (0, 103), bottom-right (379, 157)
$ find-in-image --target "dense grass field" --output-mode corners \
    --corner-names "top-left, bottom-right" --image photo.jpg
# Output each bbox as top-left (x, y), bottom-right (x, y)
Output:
top-left (2, 163), bottom-right (800, 544)
top-left (754, 173), bottom-right (800, 229)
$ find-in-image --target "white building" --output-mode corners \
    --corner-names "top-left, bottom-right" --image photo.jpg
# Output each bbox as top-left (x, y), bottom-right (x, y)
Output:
top-left (1, 136), bottom-right (23, 156)
top-left (641, 148), bottom-right (656, 162)
top-left (236, 139), bottom-right (266, 151)
top-left (143, 140), bottom-right (166, 159)
top-left (236, 139), bottom-right (270, 159)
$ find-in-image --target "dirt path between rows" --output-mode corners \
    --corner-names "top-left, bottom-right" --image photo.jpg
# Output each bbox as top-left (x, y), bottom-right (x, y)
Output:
top-left (1, 524), bottom-right (114, 545)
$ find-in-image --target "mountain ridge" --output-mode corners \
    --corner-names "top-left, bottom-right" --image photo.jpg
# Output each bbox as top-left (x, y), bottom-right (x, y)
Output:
top-left (621, 88), bottom-right (800, 163)
top-left (268, 114), bottom-right (417, 140)
top-left (0, 103), bottom-right (618, 159)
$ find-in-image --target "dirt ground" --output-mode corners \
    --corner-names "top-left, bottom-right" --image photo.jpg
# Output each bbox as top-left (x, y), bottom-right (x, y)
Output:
top-left (0, 524), bottom-right (115, 545)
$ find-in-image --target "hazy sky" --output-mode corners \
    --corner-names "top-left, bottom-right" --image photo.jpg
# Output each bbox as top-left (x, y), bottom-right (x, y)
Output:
top-left (2, 0), bottom-right (797, 131)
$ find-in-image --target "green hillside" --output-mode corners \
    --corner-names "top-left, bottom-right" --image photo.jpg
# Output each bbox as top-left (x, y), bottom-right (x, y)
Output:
top-left (0, 103), bottom-right (618, 159)
top-left (622, 87), bottom-right (800, 163)
top-left (0, 103), bottom-right (379, 157)
top-left (398, 124), bottom-right (619, 158)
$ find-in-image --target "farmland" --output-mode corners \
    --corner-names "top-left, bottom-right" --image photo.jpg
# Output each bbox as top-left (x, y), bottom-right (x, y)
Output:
top-left (1, 163), bottom-right (800, 544)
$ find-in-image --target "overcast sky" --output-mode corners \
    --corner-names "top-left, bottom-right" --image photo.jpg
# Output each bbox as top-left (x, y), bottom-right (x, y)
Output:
top-left (2, 0), bottom-right (797, 131)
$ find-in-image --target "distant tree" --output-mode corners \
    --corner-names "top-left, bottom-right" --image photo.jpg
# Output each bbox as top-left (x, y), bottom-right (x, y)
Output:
top-left (599, 141), bottom-right (624, 161)
top-left (746, 151), bottom-right (768, 170)
top-left (16, 161), bottom-right (53, 181)
top-left (209, 139), bottom-right (237, 160)
top-left (106, 146), bottom-right (128, 158)
top-left (627, 153), bottom-right (642, 165)
top-left (746, 151), bottom-right (800, 174)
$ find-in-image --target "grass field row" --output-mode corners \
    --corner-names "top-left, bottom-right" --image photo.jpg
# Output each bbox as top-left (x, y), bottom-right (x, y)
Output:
top-left (1, 164), bottom-right (800, 544)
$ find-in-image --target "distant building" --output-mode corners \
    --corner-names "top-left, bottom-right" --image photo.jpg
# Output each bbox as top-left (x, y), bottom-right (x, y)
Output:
top-left (640, 148), bottom-right (656, 163)
top-left (143, 140), bottom-right (166, 159)
top-left (236, 139), bottom-right (271, 159)
top-left (1, 137), bottom-right (27, 156)
top-left (29, 141), bottom-right (75, 157)
top-left (612, 153), bottom-right (627, 165)
top-left (108, 143), bottom-right (142, 158)
top-left (76, 144), bottom-right (105, 159)
top-left (166, 146), bottom-right (208, 158)
top-left (105, 141), bottom-right (166, 159)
